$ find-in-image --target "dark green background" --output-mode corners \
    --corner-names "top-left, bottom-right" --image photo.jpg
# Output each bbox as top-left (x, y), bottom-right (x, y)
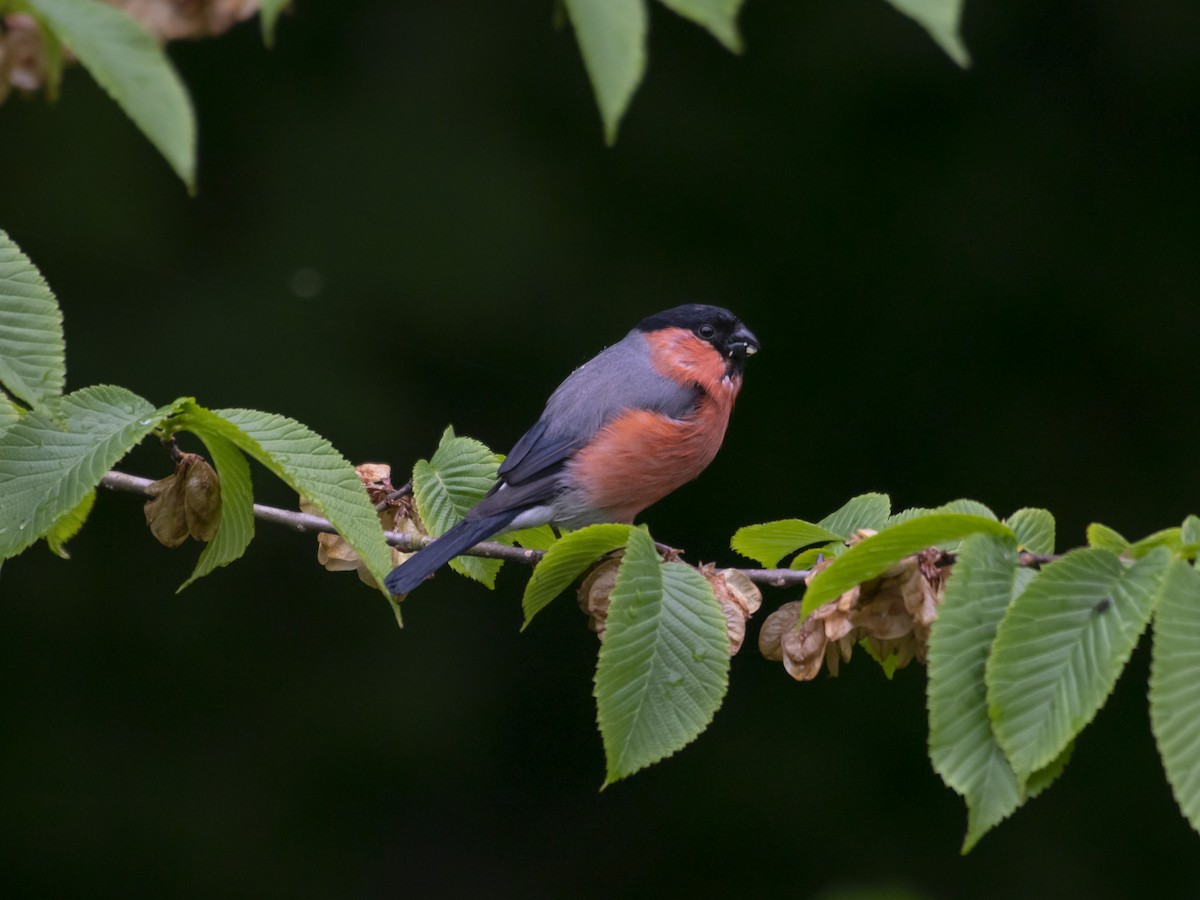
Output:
top-left (3, 1), bottom-right (1199, 896)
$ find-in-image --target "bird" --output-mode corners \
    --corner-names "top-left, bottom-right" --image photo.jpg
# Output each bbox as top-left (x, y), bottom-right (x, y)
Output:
top-left (384, 304), bottom-right (759, 596)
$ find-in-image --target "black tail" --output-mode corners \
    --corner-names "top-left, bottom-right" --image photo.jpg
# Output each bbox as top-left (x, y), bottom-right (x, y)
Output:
top-left (384, 513), bottom-right (515, 595)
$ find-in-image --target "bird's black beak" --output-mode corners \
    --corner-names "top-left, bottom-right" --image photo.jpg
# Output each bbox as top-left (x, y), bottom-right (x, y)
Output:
top-left (727, 324), bottom-right (760, 360)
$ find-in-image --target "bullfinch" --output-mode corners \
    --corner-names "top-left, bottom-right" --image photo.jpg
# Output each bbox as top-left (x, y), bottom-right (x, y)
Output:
top-left (385, 304), bottom-right (759, 596)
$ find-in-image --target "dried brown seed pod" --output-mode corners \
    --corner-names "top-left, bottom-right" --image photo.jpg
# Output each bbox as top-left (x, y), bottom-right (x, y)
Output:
top-left (701, 565), bottom-right (763, 655)
top-left (577, 555), bottom-right (623, 640)
top-left (143, 452), bottom-right (221, 548)
top-left (761, 548), bottom-right (949, 680)
top-left (301, 462), bottom-right (427, 590)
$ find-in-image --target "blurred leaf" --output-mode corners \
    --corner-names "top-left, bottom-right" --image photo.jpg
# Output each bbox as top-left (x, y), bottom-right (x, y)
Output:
top-left (886, 506), bottom-right (936, 527)
top-left (523, 523), bottom-right (633, 627)
top-left (563, 0), bottom-right (647, 144)
top-left (503, 523), bottom-right (557, 551)
top-left (412, 426), bottom-right (505, 587)
top-left (595, 527), bottom-right (729, 783)
top-left (1130, 527), bottom-right (1183, 557)
top-left (928, 532), bottom-right (1024, 852)
top-left (1149, 560), bottom-right (1200, 835)
top-left (860, 638), bottom-right (900, 679)
top-left (174, 415), bottom-right (255, 591)
top-left (0, 230), bottom-right (65, 409)
top-left (40, 19), bottom-right (66, 99)
top-left (938, 498), bottom-right (997, 520)
top-left (1182, 515), bottom-right (1200, 548)
top-left (259, 0), bottom-right (290, 46)
top-left (44, 488), bottom-right (95, 558)
top-left (988, 547), bottom-right (1172, 785)
top-left (883, 0), bottom-right (971, 67)
top-left (790, 543), bottom-right (842, 569)
top-left (730, 519), bottom-right (841, 567)
top-left (1026, 740), bottom-right (1073, 799)
top-left (656, 0), bottom-right (744, 52)
top-left (0, 390), bottom-right (19, 437)
top-left (803, 514), bottom-right (1012, 614)
top-left (0, 385), bottom-right (182, 560)
top-left (171, 402), bottom-right (395, 605)
top-left (1007, 508), bottom-right (1056, 555)
top-left (931, 500), bottom-right (998, 553)
top-left (27, 0), bottom-right (196, 191)
top-left (1086, 522), bottom-right (1129, 553)
top-left (819, 492), bottom-right (891, 537)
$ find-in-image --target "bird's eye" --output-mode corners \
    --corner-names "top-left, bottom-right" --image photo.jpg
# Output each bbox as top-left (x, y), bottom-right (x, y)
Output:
top-left (697, 324), bottom-right (717, 340)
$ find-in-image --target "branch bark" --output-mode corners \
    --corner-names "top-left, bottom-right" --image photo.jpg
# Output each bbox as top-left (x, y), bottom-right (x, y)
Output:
top-left (98, 470), bottom-right (810, 587)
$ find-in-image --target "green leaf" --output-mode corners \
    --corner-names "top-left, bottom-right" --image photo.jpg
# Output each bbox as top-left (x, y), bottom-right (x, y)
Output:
top-left (737, 493), bottom-right (894, 570)
top-left (1130, 527), bottom-right (1183, 557)
top-left (882, 0), bottom-right (971, 67)
top-left (1149, 560), bottom-right (1200, 834)
top-left (503, 524), bottom-right (557, 552)
top-left (563, 0), bottom-right (647, 144)
top-left (1007, 508), bottom-right (1056, 555)
top-left (0, 385), bottom-right (182, 560)
top-left (928, 531), bottom-right (1025, 853)
top-left (0, 390), bottom-right (19, 437)
top-left (0, 230), bottom-right (66, 408)
top-left (803, 514), bottom-right (1012, 614)
top-left (859, 638), bottom-right (901, 679)
top-left (656, 0), bottom-right (745, 52)
top-left (730, 519), bottom-right (842, 568)
top-left (169, 402), bottom-right (395, 604)
top-left (594, 527), bottom-right (729, 783)
top-left (1026, 740), bottom-right (1073, 800)
top-left (27, 0), bottom-right (196, 191)
top-left (259, 0), bottom-right (289, 47)
top-left (988, 546), bottom-right (1172, 785)
top-left (938, 498), bottom-right (997, 520)
top-left (790, 544), bottom-right (840, 570)
top-left (523, 523), bottom-right (633, 627)
top-left (819, 492), bottom-right (891, 537)
top-left (1182, 515), bottom-right (1200, 549)
top-left (1086, 522), bottom-right (1129, 553)
top-left (45, 488), bottom-right (95, 558)
top-left (930, 501), bottom-right (998, 552)
top-left (886, 506), bottom-right (936, 527)
top-left (173, 416), bottom-right (255, 591)
top-left (412, 426), bottom-right (506, 587)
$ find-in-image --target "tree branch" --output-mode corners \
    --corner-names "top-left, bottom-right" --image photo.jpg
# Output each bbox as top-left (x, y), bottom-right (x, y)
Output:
top-left (98, 470), bottom-right (810, 587)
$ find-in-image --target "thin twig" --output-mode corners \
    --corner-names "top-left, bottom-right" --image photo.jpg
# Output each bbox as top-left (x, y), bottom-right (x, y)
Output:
top-left (99, 470), bottom-right (542, 565)
top-left (98, 469), bottom-right (811, 586)
top-left (375, 481), bottom-right (413, 512)
top-left (98, 471), bottom-right (1067, 590)
top-left (1019, 551), bottom-right (1061, 567)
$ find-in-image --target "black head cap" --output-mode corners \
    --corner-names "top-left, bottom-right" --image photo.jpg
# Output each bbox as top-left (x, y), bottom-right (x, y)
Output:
top-left (636, 304), bottom-right (760, 366)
